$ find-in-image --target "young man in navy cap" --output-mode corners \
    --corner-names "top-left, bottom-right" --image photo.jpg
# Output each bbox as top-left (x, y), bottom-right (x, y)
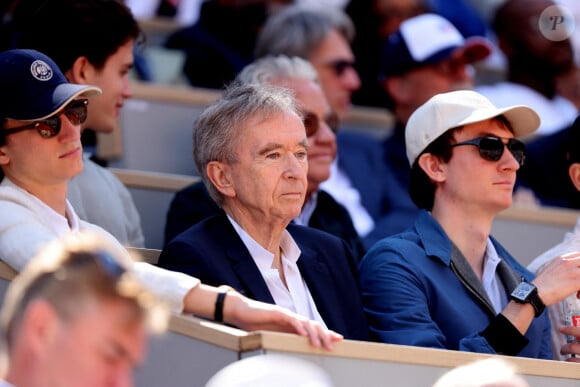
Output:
top-left (16, 0), bottom-right (145, 247)
top-left (359, 89), bottom-right (580, 359)
top-left (0, 48), bottom-right (342, 349)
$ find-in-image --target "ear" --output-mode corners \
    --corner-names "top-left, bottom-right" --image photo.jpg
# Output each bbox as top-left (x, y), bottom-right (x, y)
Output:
top-left (65, 56), bottom-right (95, 84)
top-left (385, 76), bottom-right (410, 104)
top-left (206, 161), bottom-right (236, 198)
top-left (19, 300), bottom-right (61, 354)
top-left (0, 144), bottom-right (10, 166)
top-left (568, 163), bottom-right (580, 191)
top-left (418, 153), bottom-right (446, 183)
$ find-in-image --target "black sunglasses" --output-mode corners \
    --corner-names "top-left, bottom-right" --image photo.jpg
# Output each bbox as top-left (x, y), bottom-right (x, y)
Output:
top-left (303, 111), bottom-right (340, 137)
top-left (325, 59), bottom-right (356, 77)
top-left (3, 99), bottom-right (88, 139)
top-left (450, 136), bottom-right (526, 166)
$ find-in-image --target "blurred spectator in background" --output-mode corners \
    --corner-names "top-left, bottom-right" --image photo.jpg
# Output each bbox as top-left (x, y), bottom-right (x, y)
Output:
top-left (477, 0), bottom-right (578, 135)
top-left (432, 358), bottom-right (529, 387)
top-left (0, 232), bottom-right (169, 387)
top-left (0, 0), bottom-right (46, 51)
top-left (255, 6), bottom-right (414, 248)
top-left (345, 0), bottom-right (489, 109)
top-left (255, 5), bottom-right (360, 121)
top-left (528, 115), bottom-right (580, 361)
top-left (165, 0), bottom-right (293, 89)
top-left (516, 118), bottom-right (580, 209)
top-left (345, 0), bottom-right (428, 108)
top-left (125, 0), bottom-right (204, 26)
top-left (376, 13), bottom-right (491, 242)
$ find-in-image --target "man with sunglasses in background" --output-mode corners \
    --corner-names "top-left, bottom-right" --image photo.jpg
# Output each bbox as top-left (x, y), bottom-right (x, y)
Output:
top-left (13, 0), bottom-right (145, 247)
top-left (358, 89), bottom-right (580, 358)
top-left (365, 13), bottom-right (494, 247)
top-left (0, 48), bottom-right (343, 350)
top-left (158, 81), bottom-right (370, 341)
top-left (255, 5), bottom-right (413, 250)
top-left (163, 55), bottom-right (365, 261)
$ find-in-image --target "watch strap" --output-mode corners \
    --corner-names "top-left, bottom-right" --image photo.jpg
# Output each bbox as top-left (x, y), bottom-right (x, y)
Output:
top-left (527, 289), bottom-right (546, 318)
top-left (511, 281), bottom-right (545, 318)
top-left (214, 285), bottom-right (233, 323)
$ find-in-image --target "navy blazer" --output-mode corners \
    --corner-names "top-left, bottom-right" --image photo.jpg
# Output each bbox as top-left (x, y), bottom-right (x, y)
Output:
top-left (164, 181), bottom-right (366, 260)
top-left (336, 131), bottom-right (418, 248)
top-left (158, 214), bottom-right (370, 341)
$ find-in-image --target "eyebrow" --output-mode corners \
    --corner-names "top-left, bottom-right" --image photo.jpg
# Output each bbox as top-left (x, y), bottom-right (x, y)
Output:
top-left (257, 140), bottom-right (309, 156)
top-left (258, 142), bottom-right (285, 156)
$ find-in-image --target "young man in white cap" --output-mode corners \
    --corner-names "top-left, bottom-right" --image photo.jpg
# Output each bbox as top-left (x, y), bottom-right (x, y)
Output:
top-left (0, 49), bottom-right (342, 350)
top-left (359, 90), bottom-right (580, 358)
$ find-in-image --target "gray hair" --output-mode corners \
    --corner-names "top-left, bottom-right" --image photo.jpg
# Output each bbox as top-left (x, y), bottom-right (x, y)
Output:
top-left (193, 82), bottom-right (301, 204)
top-left (237, 55), bottom-right (320, 87)
top-left (254, 5), bottom-right (355, 59)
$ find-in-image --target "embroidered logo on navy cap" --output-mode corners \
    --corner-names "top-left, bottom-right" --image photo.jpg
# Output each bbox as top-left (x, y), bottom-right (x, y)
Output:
top-left (30, 60), bottom-right (53, 81)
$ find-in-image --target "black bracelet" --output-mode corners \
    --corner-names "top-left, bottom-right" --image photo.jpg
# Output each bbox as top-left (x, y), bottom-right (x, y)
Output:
top-left (214, 286), bottom-right (232, 323)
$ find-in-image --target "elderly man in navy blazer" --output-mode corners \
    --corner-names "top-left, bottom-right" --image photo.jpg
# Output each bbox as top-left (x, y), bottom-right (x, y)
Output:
top-left (158, 82), bottom-right (369, 341)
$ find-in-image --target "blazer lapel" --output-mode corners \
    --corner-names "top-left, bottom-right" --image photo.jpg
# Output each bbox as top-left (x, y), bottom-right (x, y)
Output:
top-left (221, 217), bottom-right (275, 304)
top-left (296, 244), bottom-right (341, 329)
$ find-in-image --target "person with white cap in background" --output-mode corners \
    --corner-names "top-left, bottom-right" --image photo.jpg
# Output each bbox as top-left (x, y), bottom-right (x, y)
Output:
top-left (359, 89), bottom-right (580, 358)
top-left (364, 12), bottom-right (494, 247)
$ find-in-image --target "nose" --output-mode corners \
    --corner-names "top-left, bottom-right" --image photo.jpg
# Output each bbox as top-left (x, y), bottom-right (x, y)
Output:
top-left (110, 368), bottom-right (134, 387)
top-left (309, 121), bottom-right (336, 144)
top-left (122, 74), bottom-right (133, 99)
top-left (58, 113), bottom-right (81, 141)
top-left (342, 66), bottom-right (361, 91)
top-left (499, 145), bottom-right (521, 171)
top-left (284, 153), bottom-right (308, 180)
top-left (452, 62), bottom-right (475, 85)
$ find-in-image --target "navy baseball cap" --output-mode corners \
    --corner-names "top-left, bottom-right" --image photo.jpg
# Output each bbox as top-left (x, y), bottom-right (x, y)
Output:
top-left (0, 49), bottom-right (101, 120)
top-left (380, 13), bottom-right (491, 78)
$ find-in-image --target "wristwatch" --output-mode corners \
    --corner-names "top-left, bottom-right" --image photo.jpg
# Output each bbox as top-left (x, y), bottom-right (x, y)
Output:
top-left (214, 285), bottom-right (234, 323)
top-left (510, 281), bottom-right (545, 317)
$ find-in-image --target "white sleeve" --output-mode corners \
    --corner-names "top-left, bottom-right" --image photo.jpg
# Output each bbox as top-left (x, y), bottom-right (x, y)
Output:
top-left (133, 261), bottom-right (201, 313)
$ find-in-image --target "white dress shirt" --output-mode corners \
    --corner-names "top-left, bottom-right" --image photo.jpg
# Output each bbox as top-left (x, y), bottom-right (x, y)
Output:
top-left (228, 215), bottom-right (327, 328)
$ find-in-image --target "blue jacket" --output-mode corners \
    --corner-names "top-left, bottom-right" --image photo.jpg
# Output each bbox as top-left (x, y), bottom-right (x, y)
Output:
top-left (159, 214), bottom-right (370, 341)
top-left (336, 131), bottom-right (418, 248)
top-left (359, 210), bottom-right (552, 358)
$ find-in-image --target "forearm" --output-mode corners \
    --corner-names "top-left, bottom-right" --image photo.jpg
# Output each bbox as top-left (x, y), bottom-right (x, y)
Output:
top-left (182, 283), bottom-right (222, 320)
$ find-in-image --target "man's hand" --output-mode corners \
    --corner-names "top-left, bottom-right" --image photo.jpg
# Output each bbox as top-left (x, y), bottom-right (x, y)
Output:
top-left (224, 290), bottom-right (343, 350)
top-left (559, 325), bottom-right (580, 362)
top-left (533, 252), bottom-right (580, 306)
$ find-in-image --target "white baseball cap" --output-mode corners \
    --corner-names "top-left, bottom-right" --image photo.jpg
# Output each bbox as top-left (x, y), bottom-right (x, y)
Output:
top-left (405, 90), bottom-right (541, 165)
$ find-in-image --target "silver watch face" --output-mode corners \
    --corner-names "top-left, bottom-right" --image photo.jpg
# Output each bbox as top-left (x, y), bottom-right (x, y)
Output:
top-left (513, 282), bottom-right (535, 300)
